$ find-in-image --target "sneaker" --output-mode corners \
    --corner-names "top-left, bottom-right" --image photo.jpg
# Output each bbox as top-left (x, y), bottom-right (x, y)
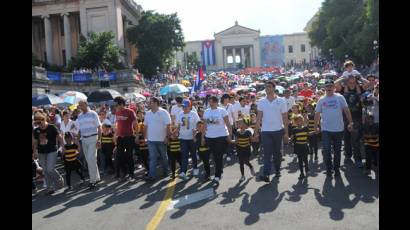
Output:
top-left (249, 167), bottom-right (256, 176)
top-left (88, 183), bottom-right (96, 190)
top-left (226, 156), bottom-right (231, 162)
top-left (179, 172), bottom-right (188, 180)
top-left (137, 164), bottom-right (143, 169)
top-left (193, 169), bottom-right (199, 176)
top-left (258, 175), bottom-right (270, 183)
top-left (64, 186), bottom-right (72, 193)
top-left (356, 161), bottom-right (364, 168)
top-left (298, 174), bottom-right (305, 180)
top-left (334, 170), bottom-right (341, 177)
top-left (239, 176), bottom-right (245, 182)
top-left (213, 177), bottom-right (220, 183)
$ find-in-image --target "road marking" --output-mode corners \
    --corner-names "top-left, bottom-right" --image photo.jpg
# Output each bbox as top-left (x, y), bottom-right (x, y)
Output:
top-left (167, 188), bottom-right (215, 210)
top-left (145, 178), bottom-right (176, 230)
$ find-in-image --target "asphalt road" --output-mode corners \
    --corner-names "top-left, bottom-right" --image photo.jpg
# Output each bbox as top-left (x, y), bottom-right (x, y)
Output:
top-left (32, 149), bottom-right (379, 230)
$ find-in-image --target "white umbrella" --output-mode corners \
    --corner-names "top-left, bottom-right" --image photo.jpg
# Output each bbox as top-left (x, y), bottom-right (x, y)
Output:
top-left (59, 91), bottom-right (87, 105)
top-left (124, 92), bottom-right (146, 103)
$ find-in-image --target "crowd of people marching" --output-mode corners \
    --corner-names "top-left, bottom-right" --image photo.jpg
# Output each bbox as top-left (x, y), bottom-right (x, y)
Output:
top-left (32, 60), bottom-right (379, 196)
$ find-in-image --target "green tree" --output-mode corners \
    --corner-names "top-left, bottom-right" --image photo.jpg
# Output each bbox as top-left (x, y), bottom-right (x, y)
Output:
top-left (72, 31), bottom-right (124, 72)
top-left (184, 53), bottom-right (200, 72)
top-left (308, 0), bottom-right (379, 66)
top-left (127, 10), bottom-right (185, 78)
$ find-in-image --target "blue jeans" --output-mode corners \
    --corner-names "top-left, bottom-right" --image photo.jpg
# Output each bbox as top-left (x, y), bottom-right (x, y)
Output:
top-left (180, 139), bottom-right (198, 174)
top-left (344, 122), bottom-right (362, 163)
top-left (321, 131), bottom-right (344, 172)
top-left (148, 141), bottom-right (169, 177)
top-left (261, 130), bottom-right (284, 176)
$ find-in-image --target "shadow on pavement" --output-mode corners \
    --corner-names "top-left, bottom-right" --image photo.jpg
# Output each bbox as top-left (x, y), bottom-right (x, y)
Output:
top-left (284, 179), bottom-right (309, 202)
top-left (240, 181), bottom-right (285, 225)
top-left (219, 178), bottom-right (252, 205)
top-left (313, 176), bottom-right (361, 221)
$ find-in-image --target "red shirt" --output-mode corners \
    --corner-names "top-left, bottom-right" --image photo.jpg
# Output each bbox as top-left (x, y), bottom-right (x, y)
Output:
top-left (298, 89), bottom-right (314, 98)
top-left (115, 108), bottom-right (137, 137)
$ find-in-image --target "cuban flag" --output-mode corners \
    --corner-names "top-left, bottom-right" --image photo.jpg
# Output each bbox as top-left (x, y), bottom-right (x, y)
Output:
top-left (191, 66), bottom-right (205, 95)
top-left (202, 40), bottom-right (216, 66)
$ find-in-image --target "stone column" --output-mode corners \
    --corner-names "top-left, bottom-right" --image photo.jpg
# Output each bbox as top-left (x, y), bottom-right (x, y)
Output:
top-left (62, 13), bottom-right (72, 63)
top-left (249, 46), bottom-right (254, 67)
top-left (42, 15), bottom-right (53, 64)
top-left (232, 48), bottom-right (236, 64)
top-left (241, 48), bottom-right (245, 66)
top-left (223, 48), bottom-right (227, 68)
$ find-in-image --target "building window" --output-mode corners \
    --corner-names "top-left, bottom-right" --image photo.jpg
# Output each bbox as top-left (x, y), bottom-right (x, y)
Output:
top-left (301, 44), bottom-right (305, 52)
top-left (62, 50), bottom-right (66, 66)
top-left (227, 56), bottom-right (233, 64)
top-left (288, 45), bottom-right (293, 53)
top-left (192, 51), bottom-right (197, 57)
top-left (235, 55), bottom-right (241, 63)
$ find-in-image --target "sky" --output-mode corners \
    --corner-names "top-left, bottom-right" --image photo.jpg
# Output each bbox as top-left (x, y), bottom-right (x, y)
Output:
top-left (134, 0), bottom-right (325, 41)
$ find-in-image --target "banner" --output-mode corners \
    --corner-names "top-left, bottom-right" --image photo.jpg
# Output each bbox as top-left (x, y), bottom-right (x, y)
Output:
top-left (98, 71), bottom-right (117, 81)
top-left (260, 35), bottom-right (285, 67)
top-left (47, 71), bottom-right (62, 81)
top-left (201, 40), bottom-right (216, 66)
top-left (72, 73), bottom-right (92, 82)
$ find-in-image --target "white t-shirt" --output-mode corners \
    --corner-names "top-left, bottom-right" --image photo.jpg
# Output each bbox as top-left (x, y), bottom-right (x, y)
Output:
top-left (237, 104), bottom-right (250, 118)
top-left (223, 103), bottom-right (234, 125)
top-left (144, 108), bottom-right (171, 142)
top-left (231, 101), bottom-right (241, 122)
top-left (60, 119), bottom-right (79, 135)
top-left (204, 107), bottom-right (229, 138)
top-left (171, 104), bottom-right (183, 118)
top-left (176, 111), bottom-right (200, 140)
top-left (342, 70), bottom-right (361, 79)
top-left (284, 96), bottom-right (296, 111)
top-left (76, 110), bottom-right (101, 137)
top-left (257, 97), bottom-right (288, 132)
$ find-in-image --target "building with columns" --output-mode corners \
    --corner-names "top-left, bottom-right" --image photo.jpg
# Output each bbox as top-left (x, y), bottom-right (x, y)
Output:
top-left (32, 0), bottom-right (142, 67)
top-left (176, 21), bottom-right (320, 71)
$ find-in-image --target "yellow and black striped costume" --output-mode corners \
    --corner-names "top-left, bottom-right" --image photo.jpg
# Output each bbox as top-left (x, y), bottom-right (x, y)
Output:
top-left (64, 144), bottom-right (79, 161)
top-left (291, 126), bottom-right (309, 145)
top-left (307, 114), bottom-right (315, 132)
top-left (169, 138), bottom-right (181, 153)
top-left (101, 133), bottom-right (114, 144)
top-left (363, 124), bottom-right (379, 148)
top-left (236, 129), bottom-right (252, 148)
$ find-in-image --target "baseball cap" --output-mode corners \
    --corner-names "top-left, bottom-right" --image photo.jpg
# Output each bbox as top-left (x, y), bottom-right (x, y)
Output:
top-left (325, 79), bottom-right (335, 86)
top-left (182, 99), bottom-right (191, 108)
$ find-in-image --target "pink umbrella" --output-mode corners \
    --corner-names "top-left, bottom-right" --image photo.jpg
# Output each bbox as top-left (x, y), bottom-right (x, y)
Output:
top-left (206, 89), bottom-right (223, 95)
top-left (142, 92), bottom-right (152, 97)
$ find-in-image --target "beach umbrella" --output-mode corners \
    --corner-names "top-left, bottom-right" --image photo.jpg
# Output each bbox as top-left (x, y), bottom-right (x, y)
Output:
top-left (87, 89), bottom-right (122, 103)
top-left (59, 91), bottom-right (87, 105)
top-left (206, 89), bottom-right (223, 95)
top-left (124, 93), bottom-right (146, 103)
top-left (159, 84), bottom-right (189, 96)
top-left (32, 94), bottom-right (64, 106)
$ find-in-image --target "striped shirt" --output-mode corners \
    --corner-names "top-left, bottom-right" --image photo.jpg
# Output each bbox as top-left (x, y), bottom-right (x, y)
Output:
top-left (64, 144), bottom-right (79, 161)
top-left (76, 110), bottom-right (101, 137)
top-left (291, 126), bottom-right (309, 145)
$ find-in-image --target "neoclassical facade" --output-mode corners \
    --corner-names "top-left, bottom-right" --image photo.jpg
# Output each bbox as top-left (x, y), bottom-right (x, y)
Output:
top-left (32, 0), bottom-right (142, 67)
top-left (176, 21), bottom-right (320, 71)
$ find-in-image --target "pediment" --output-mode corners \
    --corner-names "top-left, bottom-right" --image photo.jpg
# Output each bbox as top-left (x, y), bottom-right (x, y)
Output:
top-left (215, 25), bottom-right (259, 37)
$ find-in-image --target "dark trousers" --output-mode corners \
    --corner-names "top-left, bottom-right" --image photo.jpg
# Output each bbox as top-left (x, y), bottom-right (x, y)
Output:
top-left (344, 122), bottom-right (362, 162)
top-left (198, 150), bottom-right (211, 177)
top-left (365, 146), bottom-right (379, 171)
top-left (180, 139), bottom-right (198, 173)
top-left (167, 151), bottom-right (182, 175)
top-left (139, 149), bottom-right (149, 172)
top-left (237, 147), bottom-right (253, 176)
top-left (261, 130), bottom-right (284, 176)
top-left (116, 136), bottom-right (135, 177)
top-left (65, 168), bottom-right (84, 187)
top-left (101, 144), bottom-right (115, 173)
top-left (322, 131), bottom-right (344, 172)
top-left (205, 136), bottom-right (227, 178)
top-left (308, 134), bottom-right (318, 157)
top-left (295, 144), bottom-right (309, 174)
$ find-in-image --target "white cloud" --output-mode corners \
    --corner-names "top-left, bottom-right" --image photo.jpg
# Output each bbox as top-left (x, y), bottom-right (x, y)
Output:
top-left (134, 0), bottom-right (324, 41)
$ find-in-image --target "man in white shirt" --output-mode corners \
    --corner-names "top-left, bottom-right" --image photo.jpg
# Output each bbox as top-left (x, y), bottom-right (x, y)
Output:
top-left (170, 96), bottom-right (183, 125)
top-left (283, 89), bottom-right (296, 112)
top-left (144, 97), bottom-right (171, 180)
top-left (221, 94), bottom-right (235, 161)
top-left (76, 100), bottom-right (102, 189)
top-left (176, 99), bottom-right (200, 179)
top-left (255, 81), bottom-right (289, 182)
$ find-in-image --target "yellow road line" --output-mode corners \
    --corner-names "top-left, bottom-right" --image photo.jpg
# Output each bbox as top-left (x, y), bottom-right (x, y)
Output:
top-left (145, 178), bottom-right (176, 230)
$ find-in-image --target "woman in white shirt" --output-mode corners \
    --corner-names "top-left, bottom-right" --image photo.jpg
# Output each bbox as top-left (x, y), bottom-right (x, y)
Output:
top-left (203, 96), bottom-right (232, 183)
top-left (60, 110), bottom-right (79, 143)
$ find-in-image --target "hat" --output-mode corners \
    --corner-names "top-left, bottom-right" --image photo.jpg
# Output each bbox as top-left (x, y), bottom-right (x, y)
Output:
top-left (182, 99), bottom-right (191, 108)
top-left (324, 79), bottom-right (334, 86)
